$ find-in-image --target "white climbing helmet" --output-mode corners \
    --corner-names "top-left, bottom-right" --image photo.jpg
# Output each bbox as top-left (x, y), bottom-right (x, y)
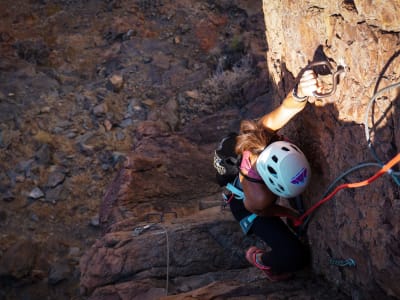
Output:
top-left (256, 141), bottom-right (311, 198)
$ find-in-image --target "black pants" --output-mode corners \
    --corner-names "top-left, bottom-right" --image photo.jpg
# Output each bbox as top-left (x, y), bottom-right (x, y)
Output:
top-left (229, 197), bottom-right (309, 273)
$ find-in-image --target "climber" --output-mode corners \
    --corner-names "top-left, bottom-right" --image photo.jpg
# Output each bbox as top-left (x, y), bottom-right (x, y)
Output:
top-left (229, 67), bottom-right (324, 281)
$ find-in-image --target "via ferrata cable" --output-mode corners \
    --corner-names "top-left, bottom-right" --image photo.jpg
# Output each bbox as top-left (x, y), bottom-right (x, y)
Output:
top-left (294, 152), bottom-right (400, 226)
top-left (294, 81), bottom-right (400, 227)
top-left (363, 81), bottom-right (400, 186)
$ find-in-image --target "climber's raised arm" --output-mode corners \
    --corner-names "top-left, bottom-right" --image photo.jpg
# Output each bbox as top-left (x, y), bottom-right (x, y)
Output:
top-left (260, 70), bottom-right (320, 132)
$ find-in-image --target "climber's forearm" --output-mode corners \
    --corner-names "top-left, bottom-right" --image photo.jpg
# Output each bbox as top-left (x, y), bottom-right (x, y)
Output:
top-left (259, 91), bottom-right (307, 131)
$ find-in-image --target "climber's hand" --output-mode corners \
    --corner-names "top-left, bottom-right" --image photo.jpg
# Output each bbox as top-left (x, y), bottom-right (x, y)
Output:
top-left (308, 84), bottom-right (336, 106)
top-left (296, 69), bottom-right (336, 107)
top-left (295, 69), bottom-right (319, 99)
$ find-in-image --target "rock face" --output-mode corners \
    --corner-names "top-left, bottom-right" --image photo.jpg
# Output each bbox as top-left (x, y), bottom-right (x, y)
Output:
top-left (262, 0), bottom-right (400, 298)
top-left (80, 1), bottom-right (400, 299)
top-left (1, 0), bottom-right (399, 299)
top-left (81, 208), bottom-right (351, 300)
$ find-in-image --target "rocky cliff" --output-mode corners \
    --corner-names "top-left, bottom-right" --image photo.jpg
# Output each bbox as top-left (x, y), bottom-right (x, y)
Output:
top-left (0, 0), bottom-right (399, 299)
top-left (261, 0), bottom-right (400, 298)
top-left (81, 0), bottom-right (400, 299)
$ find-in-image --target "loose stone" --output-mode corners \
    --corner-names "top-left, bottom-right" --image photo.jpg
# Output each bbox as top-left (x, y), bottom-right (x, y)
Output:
top-left (108, 74), bottom-right (124, 92)
top-left (46, 171), bottom-right (66, 188)
top-left (28, 187), bottom-right (44, 199)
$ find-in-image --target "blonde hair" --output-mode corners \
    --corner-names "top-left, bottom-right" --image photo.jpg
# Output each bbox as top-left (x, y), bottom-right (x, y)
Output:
top-left (235, 119), bottom-right (276, 155)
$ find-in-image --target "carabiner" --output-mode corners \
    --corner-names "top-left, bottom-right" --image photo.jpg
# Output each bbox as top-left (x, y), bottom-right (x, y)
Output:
top-left (307, 61), bottom-right (345, 98)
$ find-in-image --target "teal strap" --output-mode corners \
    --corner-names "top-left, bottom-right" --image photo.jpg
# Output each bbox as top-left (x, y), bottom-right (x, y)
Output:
top-left (225, 177), bottom-right (258, 234)
top-left (226, 182), bottom-right (244, 200)
top-left (239, 213), bottom-right (258, 235)
top-left (247, 213), bottom-right (257, 222)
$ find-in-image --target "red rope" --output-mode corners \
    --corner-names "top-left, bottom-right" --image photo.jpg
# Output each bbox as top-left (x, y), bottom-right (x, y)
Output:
top-left (226, 193), bottom-right (234, 204)
top-left (292, 152), bottom-right (400, 227)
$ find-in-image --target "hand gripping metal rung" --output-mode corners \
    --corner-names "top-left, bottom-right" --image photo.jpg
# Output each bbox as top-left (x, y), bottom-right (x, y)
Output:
top-left (307, 61), bottom-right (345, 98)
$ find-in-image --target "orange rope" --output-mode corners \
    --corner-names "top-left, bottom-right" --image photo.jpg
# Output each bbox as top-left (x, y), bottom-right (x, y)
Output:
top-left (293, 153), bottom-right (400, 226)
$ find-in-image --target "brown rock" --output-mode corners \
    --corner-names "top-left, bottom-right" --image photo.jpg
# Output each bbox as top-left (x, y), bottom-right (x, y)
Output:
top-left (98, 132), bottom-right (218, 229)
top-left (81, 207), bottom-right (248, 295)
top-left (262, 0), bottom-right (400, 297)
top-left (108, 74), bottom-right (124, 92)
top-left (195, 19), bottom-right (219, 52)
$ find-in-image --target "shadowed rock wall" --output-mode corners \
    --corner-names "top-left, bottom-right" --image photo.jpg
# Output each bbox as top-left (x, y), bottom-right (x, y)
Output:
top-left (262, 0), bottom-right (400, 298)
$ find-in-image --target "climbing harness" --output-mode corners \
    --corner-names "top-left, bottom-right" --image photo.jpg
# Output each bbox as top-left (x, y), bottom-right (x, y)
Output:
top-left (222, 177), bottom-right (259, 235)
top-left (239, 213), bottom-right (258, 235)
top-left (221, 192), bottom-right (234, 210)
top-left (223, 177), bottom-right (303, 235)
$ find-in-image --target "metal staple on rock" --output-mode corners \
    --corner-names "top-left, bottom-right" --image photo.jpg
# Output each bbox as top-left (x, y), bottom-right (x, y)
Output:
top-left (132, 222), bottom-right (170, 296)
top-left (329, 256), bottom-right (356, 268)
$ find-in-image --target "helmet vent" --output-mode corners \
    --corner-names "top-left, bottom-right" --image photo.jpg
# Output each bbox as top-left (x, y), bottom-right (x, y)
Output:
top-left (272, 155), bottom-right (278, 163)
top-left (281, 146), bottom-right (290, 152)
top-left (278, 184), bottom-right (285, 191)
top-left (291, 145), bottom-right (301, 153)
top-left (269, 178), bottom-right (275, 185)
top-left (267, 166), bottom-right (277, 175)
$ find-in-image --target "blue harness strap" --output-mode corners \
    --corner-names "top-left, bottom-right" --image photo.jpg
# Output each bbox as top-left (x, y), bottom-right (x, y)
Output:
top-left (226, 182), bottom-right (245, 200)
top-left (225, 176), bottom-right (258, 235)
top-left (239, 213), bottom-right (257, 235)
